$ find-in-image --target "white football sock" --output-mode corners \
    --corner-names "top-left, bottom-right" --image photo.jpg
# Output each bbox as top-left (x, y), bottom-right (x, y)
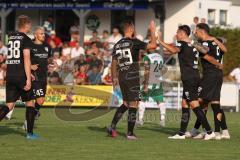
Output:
top-left (138, 101), bottom-right (146, 122)
top-left (159, 103), bottom-right (166, 120)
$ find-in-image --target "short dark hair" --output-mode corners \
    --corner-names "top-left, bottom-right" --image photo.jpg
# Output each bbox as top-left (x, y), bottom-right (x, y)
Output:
top-left (123, 20), bottom-right (134, 32)
top-left (196, 23), bottom-right (210, 34)
top-left (178, 25), bottom-right (191, 36)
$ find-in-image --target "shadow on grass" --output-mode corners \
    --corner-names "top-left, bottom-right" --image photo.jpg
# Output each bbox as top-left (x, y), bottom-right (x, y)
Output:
top-left (137, 123), bottom-right (178, 136)
top-left (87, 126), bottom-right (126, 137)
top-left (0, 126), bottom-right (25, 136)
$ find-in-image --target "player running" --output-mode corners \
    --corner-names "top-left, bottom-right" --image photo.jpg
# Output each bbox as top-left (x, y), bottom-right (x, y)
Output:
top-left (137, 51), bottom-right (166, 127)
top-left (23, 26), bottom-right (51, 130)
top-left (0, 15), bottom-right (38, 139)
top-left (107, 20), bottom-right (157, 140)
top-left (189, 23), bottom-right (230, 140)
top-left (158, 25), bottom-right (222, 140)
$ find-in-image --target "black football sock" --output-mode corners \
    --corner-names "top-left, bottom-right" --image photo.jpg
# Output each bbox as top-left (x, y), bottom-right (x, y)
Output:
top-left (194, 109), bottom-right (208, 129)
top-left (193, 107), bottom-right (212, 134)
top-left (35, 102), bottom-right (41, 112)
top-left (220, 109), bottom-right (228, 130)
top-left (211, 104), bottom-right (221, 132)
top-left (35, 102), bottom-right (41, 116)
top-left (179, 108), bottom-right (190, 136)
top-left (110, 104), bottom-right (128, 130)
top-left (26, 107), bottom-right (36, 134)
top-left (0, 105), bottom-right (10, 121)
top-left (127, 107), bottom-right (137, 135)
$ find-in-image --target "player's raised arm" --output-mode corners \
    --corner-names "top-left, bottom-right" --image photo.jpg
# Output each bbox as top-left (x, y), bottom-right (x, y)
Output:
top-left (146, 20), bottom-right (157, 50)
top-left (211, 37), bottom-right (227, 53)
top-left (143, 59), bottom-right (150, 93)
top-left (158, 32), bottom-right (180, 54)
top-left (23, 48), bottom-right (32, 91)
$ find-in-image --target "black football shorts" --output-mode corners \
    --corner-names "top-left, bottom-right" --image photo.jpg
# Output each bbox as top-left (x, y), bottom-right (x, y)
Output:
top-left (119, 77), bottom-right (141, 102)
top-left (6, 79), bottom-right (34, 103)
top-left (182, 78), bottom-right (200, 102)
top-left (199, 72), bottom-right (223, 101)
top-left (32, 80), bottom-right (47, 99)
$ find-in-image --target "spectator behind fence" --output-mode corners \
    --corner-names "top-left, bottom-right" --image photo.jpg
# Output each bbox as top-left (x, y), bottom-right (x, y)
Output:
top-left (190, 16), bottom-right (199, 38)
top-left (101, 30), bottom-right (109, 43)
top-left (74, 65), bottom-right (88, 85)
top-left (86, 42), bottom-right (100, 56)
top-left (71, 42), bottom-right (85, 59)
top-left (89, 53), bottom-right (103, 70)
top-left (0, 41), bottom-right (7, 58)
top-left (60, 55), bottom-right (75, 85)
top-left (47, 30), bottom-right (62, 48)
top-left (101, 64), bottom-right (112, 85)
top-left (87, 66), bottom-right (102, 85)
top-left (89, 30), bottom-right (101, 43)
top-left (108, 27), bottom-right (122, 49)
top-left (43, 15), bottom-right (54, 36)
top-left (53, 52), bottom-right (62, 71)
top-left (49, 40), bottom-right (60, 56)
top-left (62, 42), bottom-right (71, 57)
top-left (48, 64), bottom-right (61, 85)
top-left (201, 18), bottom-right (207, 24)
top-left (74, 54), bottom-right (88, 70)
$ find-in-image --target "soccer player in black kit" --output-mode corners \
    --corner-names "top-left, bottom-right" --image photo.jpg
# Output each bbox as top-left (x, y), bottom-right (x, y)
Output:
top-left (158, 25), bottom-right (223, 140)
top-left (0, 15), bottom-right (38, 139)
top-left (23, 26), bottom-right (51, 130)
top-left (107, 20), bottom-right (157, 140)
top-left (189, 23), bottom-right (230, 140)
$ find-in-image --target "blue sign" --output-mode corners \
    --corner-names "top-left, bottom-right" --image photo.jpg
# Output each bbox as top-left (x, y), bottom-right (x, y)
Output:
top-left (0, 1), bottom-right (149, 10)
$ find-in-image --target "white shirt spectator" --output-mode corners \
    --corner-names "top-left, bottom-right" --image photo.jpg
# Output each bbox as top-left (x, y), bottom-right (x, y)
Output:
top-left (108, 34), bottom-right (122, 49)
top-left (62, 47), bottom-right (71, 57)
top-left (71, 46), bottom-right (85, 59)
top-left (230, 67), bottom-right (240, 88)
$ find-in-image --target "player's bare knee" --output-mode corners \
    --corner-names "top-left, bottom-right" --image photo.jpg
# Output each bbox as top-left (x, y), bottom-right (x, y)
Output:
top-left (36, 98), bottom-right (45, 105)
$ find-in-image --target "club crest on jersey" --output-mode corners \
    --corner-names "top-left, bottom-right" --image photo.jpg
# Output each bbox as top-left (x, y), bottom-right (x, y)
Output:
top-left (45, 47), bottom-right (49, 52)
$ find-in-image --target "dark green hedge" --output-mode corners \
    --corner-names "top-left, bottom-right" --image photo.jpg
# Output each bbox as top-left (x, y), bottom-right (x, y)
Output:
top-left (210, 27), bottom-right (240, 75)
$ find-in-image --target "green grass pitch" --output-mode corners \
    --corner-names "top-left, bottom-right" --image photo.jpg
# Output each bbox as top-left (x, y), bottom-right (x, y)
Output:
top-left (0, 107), bottom-right (239, 160)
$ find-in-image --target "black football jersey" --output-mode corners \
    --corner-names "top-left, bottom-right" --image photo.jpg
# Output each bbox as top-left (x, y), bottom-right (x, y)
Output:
top-left (6, 31), bottom-right (33, 80)
top-left (112, 37), bottom-right (147, 80)
top-left (176, 41), bottom-right (200, 81)
top-left (31, 43), bottom-right (51, 81)
top-left (200, 40), bottom-right (224, 74)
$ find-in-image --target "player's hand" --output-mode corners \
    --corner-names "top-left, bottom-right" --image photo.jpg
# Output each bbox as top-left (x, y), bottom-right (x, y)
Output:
top-left (31, 64), bottom-right (39, 71)
top-left (31, 74), bottom-right (36, 81)
top-left (217, 64), bottom-right (224, 70)
top-left (149, 20), bottom-right (156, 33)
top-left (24, 79), bottom-right (31, 91)
top-left (112, 78), bottom-right (119, 89)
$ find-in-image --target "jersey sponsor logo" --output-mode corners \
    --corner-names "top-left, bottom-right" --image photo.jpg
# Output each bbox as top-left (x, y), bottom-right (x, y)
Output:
top-left (35, 53), bottom-right (48, 59)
